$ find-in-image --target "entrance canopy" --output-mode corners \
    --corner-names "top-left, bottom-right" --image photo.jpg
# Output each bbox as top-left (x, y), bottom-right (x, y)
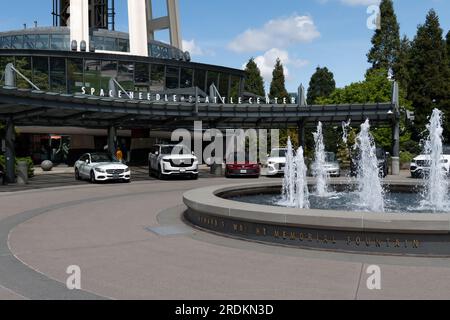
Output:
top-left (0, 87), bottom-right (397, 130)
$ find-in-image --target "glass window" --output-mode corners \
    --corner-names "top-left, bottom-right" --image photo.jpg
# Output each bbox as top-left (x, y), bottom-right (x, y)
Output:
top-left (166, 66), bottom-right (179, 89)
top-left (117, 39), bottom-right (129, 52)
top-left (206, 71), bottom-right (218, 91)
top-left (117, 61), bottom-right (133, 91)
top-left (230, 75), bottom-right (241, 100)
top-left (67, 58), bottom-right (83, 94)
top-left (14, 56), bottom-right (32, 89)
top-left (33, 56), bottom-right (49, 91)
top-left (35, 34), bottom-right (49, 50)
top-left (150, 64), bottom-right (165, 92)
top-left (103, 37), bottom-right (116, 51)
top-left (92, 35), bottom-right (104, 50)
top-left (50, 57), bottom-right (66, 93)
top-left (101, 60), bottom-right (118, 91)
top-left (218, 73), bottom-right (230, 97)
top-left (0, 36), bottom-right (11, 49)
top-left (84, 59), bottom-right (101, 90)
top-left (50, 34), bottom-right (69, 50)
top-left (11, 35), bottom-right (23, 49)
top-left (23, 34), bottom-right (36, 49)
top-left (135, 62), bottom-right (149, 92)
top-left (180, 68), bottom-right (193, 88)
top-left (194, 69), bottom-right (206, 92)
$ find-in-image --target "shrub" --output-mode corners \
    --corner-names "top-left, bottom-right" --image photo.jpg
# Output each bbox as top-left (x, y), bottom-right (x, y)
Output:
top-left (0, 155), bottom-right (35, 178)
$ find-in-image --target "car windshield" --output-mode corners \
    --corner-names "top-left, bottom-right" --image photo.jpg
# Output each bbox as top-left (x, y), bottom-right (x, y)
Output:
top-left (325, 152), bottom-right (336, 162)
top-left (271, 149), bottom-right (287, 158)
top-left (376, 148), bottom-right (385, 159)
top-left (160, 145), bottom-right (191, 155)
top-left (91, 154), bottom-right (117, 163)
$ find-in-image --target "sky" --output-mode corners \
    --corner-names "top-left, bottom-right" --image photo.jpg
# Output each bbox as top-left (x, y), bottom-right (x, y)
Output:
top-left (0, 0), bottom-right (449, 91)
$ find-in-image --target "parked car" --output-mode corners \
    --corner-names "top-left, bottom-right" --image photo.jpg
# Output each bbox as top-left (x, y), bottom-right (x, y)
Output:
top-left (149, 144), bottom-right (199, 180)
top-left (310, 152), bottom-right (341, 177)
top-left (74, 153), bottom-right (131, 183)
top-left (410, 155), bottom-right (450, 178)
top-left (266, 148), bottom-right (288, 176)
top-left (350, 148), bottom-right (389, 178)
top-left (225, 152), bottom-right (261, 178)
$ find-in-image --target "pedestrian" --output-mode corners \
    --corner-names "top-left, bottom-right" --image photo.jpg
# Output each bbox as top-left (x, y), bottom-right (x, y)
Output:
top-left (116, 148), bottom-right (123, 163)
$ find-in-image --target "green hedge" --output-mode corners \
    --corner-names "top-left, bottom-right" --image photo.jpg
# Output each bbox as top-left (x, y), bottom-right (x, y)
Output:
top-left (0, 155), bottom-right (35, 178)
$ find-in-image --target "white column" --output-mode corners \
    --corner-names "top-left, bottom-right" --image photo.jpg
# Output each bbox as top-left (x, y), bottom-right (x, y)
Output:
top-left (128, 0), bottom-right (149, 57)
top-left (167, 0), bottom-right (182, 50)
top-left (69, 0), bottom-right (89, 51)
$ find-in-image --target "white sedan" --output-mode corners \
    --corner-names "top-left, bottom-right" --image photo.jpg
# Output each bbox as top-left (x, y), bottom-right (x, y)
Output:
top-left (75, 153), bottom-right (131, 183)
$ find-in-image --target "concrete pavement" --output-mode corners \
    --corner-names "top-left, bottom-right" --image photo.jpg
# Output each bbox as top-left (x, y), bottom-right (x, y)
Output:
top-left (0, 175), bottom-right (450, 299)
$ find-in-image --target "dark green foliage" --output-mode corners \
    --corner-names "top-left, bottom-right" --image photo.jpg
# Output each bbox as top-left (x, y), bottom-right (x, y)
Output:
top-left (244, 58), bottom-right (265, 97)
top-left (307, 67), bottom-right (336, 105)
top-left (269, 58), bottom-right (289, 100)
top-left (392, 36), bottom-right (411, 90)
top-left (407, 10), bottom-right (450, 140)
top-left (0, 155), bottom-right (35, 178)
top-left (367, 0), bottom-right (400, 74)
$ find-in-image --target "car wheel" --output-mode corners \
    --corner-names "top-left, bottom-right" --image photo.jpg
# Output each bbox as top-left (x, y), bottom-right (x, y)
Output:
top-left (157, 166), bottom-right (164, 180)
top-left (191, 174), bottom-right (199, 180)
top-left (90, 171), bottom-right (97, 184)
top-left (75, 169), bottom-right (81, 181)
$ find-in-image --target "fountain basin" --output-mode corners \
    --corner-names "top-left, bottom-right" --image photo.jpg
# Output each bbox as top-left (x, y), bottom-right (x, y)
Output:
top-left (183, 181), bottom-right (450, 257)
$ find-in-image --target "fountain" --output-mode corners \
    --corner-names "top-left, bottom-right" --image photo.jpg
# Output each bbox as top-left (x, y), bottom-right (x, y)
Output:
top-left (341, 120), bottom-right (351, 144)
top-left (281, 138), bottom-right (309, 209)
top-left (183, 110), bottom-right (450, 257)
top-left (354, 119), bottom-right (385, 212)
top-left (420, 109), bottom-right (450, 212)
top-left (312, 122), bottom-right (329, 197)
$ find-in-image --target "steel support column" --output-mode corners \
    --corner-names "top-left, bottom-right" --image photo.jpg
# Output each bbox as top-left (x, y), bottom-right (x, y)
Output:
top-left (107, 126), bottom-right (117, 156)
top-left (391, 81), bottom-right (400, 176)
top-left (297, 119), bottom-right (307, 150)
top-left (5, 118), bottom-right (15, 183)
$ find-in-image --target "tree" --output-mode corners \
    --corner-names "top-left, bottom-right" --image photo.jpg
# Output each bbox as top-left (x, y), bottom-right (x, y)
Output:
top-left (392, 35), bottom-right (411, 91)
top-left (407, 10), bottom-right (450, 139)
top-left (307, 67), bottom-right (336, 105)
top-left (367, 0), bottom-right (400, 75)
top-left (446, 30), bottom-right (450, 65)
top-left (317, 69), bottom-right (414, 154)
top-left (269, 58), bottom-right (289, 100)
top-left (243, 58), bottom-right (265, 97)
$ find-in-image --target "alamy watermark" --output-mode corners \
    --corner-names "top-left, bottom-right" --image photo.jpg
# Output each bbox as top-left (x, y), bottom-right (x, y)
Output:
top-left (367, 5), bottom-right (381, 31)
top-left (66, 265), bottom-right (81, 290)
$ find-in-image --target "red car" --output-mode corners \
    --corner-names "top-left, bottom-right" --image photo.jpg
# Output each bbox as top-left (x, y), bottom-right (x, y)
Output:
top-left (225, 152), bottom-right (260, 178)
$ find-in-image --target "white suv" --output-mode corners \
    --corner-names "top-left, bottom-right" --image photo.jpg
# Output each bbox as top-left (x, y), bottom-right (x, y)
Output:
top-left (149, 144), bottom-right (199, 180)
top-left (266, 148), bottom-right (288, 176)
top-left (410, 154), bottom-right (450, 178)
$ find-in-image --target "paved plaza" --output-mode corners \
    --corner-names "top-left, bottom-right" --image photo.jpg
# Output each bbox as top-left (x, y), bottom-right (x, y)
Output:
top-left (0, 169), bottom-right (449, 300)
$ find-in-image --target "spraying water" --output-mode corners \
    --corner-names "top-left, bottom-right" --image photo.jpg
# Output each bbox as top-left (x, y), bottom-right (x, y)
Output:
top-left (312, 122), bottom-right (329, 196)
top-left (282, 138), bottom-right (296, 205)
top-left (355, 119), bottom-right (385, 212)
top-left (342, 120), bottom-right (351, 144)
top-left (420, 109), bottom-right (449, 212)
top-left (281, 138), bottom-right (310, 209)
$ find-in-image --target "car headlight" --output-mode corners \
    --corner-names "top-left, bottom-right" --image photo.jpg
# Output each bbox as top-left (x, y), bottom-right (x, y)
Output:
top-left (124, 167), bottom-right (130, 173)
top-left (95, 168), bottom-right (105, 173)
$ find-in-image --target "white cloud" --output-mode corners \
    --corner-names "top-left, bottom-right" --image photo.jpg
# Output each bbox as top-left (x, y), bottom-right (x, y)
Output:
top-left (248, 48), bottom-right (308, 86)
top-left (182, 39), bottom-right (204, 56)
top-left (340, 0), bottom-right (380, 6)
top-left (229, 15), bottom-right (320, 53)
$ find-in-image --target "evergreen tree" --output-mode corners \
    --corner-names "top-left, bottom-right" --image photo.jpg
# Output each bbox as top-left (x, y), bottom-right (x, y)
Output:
top-left (243, 58), bottom-right (265, 97)
top-left (367, 0), bottom-right (400, 74)
top-left (446, 30), bottom-right (450, 64)
top-left (269, 58), bottom-right (289, 100)
top-left (392, 35), bottom-right (411, 90)
top-left (407, 10), bottom-right (450, 139)
top-left (307, 66), bottom-right (336, 105)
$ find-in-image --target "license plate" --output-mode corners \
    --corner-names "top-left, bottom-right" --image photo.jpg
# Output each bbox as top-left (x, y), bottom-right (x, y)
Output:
top-left (112, 174), bottom-right (120, 179)
top-left (240, 170), bottom-right (247, 174)
top-left (180, 169), bottom-right (186, 173)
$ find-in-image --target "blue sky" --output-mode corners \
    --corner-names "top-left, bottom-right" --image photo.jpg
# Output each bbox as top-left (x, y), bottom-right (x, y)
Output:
top-left (1, 0), bottom-right (449, 91)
